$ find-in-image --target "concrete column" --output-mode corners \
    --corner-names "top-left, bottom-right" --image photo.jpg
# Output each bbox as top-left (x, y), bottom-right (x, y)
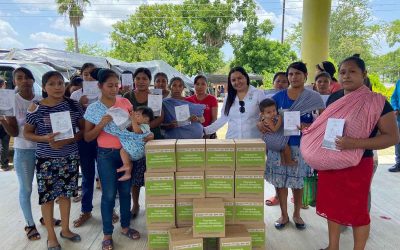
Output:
top-left (301, 0), bottom-right (332, 84)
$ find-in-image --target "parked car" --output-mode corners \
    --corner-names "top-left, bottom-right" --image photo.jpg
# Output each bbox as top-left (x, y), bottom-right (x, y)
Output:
top-left (0, 60), bottom-right (66, 96)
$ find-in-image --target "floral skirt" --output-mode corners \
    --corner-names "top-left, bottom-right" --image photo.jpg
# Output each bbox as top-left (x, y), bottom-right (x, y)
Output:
top-left (265, 146), bottom-right (311, 189)
top-left (36, 154), bottom-right (79, 205)
top-left (131, 157), bottom-right (146, 187)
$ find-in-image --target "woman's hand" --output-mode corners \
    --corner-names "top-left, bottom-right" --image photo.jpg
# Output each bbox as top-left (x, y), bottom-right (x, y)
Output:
top-left (335, 136), bottom-right (357, 150)
top-left (257, 121), bottom-right (271, 133)
top-left (99, 114), bottom-right (113, 127)
top-left (190, 115), bottom-right (199, 122)
top-left (164, 121), bottom-right (178, 129)
top-left (79, 95), bottom-right (89, 108)
top-left (297, 123), bottom-right (311, 132)
top-left (143, 133), bottom-right (154, 142)
top-left (44, 132), bottom-right (65, 149)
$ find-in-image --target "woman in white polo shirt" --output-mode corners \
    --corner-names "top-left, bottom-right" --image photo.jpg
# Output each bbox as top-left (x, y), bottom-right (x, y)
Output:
top-left (204, 66), bottom-right (265, 139)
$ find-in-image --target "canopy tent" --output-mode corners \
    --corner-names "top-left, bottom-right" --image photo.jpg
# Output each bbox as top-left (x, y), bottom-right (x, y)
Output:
top-left (0, 48), bottom-right (193, 87)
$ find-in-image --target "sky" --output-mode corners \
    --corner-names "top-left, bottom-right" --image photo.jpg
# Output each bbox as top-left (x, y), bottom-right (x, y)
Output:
top-left (0, 0), bottom-right (399, 62)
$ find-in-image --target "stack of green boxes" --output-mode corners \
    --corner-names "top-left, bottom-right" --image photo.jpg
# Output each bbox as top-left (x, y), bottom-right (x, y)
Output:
top-left (144, 139), bottom-right (266, 250)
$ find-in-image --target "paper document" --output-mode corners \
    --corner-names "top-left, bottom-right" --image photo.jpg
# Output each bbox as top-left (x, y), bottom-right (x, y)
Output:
top-left (0, 89), bottom-right (15, 116)
top-left (175, 104), bottom-right (191, 127)
top-left (322, 118), bottom-right (345, 151)
top-left (150, 88), bottom-right (162, 95)
top-left (283, 111), bottom-right (300, 136)
top-left (82, 81), bottom-right (101, 98)
top-left (148, 94), bottom-right (163, 117)
top-left (107, 107), bottom-right (131, 130)
top-left (121, 74), bottom-right (134, 89)
top-left (50, 111), bottom-right (74, 141)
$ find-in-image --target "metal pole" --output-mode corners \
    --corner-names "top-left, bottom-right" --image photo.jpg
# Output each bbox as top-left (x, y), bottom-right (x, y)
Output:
top-left (281, 0), bottom-right (286, 43)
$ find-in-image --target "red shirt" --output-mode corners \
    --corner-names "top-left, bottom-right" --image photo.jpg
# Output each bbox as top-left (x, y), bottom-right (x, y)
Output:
top-left (330, 81), bottom-right (342, 93)
top-left (185, 94), bottom-right (218, 127)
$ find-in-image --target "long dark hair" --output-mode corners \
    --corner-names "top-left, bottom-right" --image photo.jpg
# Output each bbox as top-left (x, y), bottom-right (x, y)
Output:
top-left (224, 66), bottom-right (250, 116)
top-left (316, 61), bottom-right (338, 82)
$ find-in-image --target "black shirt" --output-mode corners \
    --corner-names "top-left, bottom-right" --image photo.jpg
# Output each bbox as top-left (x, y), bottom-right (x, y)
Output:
top-left (326, 89), bottom-right (393, 158)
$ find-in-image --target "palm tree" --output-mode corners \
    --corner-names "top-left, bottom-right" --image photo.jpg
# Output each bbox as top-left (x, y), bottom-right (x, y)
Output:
top-left (56, 0), bottom-right (90, 53)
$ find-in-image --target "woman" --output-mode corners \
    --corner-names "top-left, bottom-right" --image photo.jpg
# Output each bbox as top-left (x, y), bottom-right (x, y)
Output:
top-left (84, 69), bottom-right (146, 250)
top-left (123, 67), bottom-right (164, 218)
top-left (260, 62), bottom-right (325, 230)
top-left (24, 71), bottom-right (84, 249)
top-left (0, 68), bottom-right (44, 240)
top-left (162, 77), bottom-right (205, 139)
top-left (314, 71), bottom-right (332, 104)
top-left (265, 72), bottom-right (290, 207)
top-left (301, 55), bottom-right (398, 250)
top-left (154, 72), bottom-right (170, 98)
top-left (186, 75), bottom-right (218, 138)
top-left (65, 76), bottom-right (83, 97)
top-left (204, 66), bottom-right (266, 139)
top-left (316, 61), bottom-right (341, 93)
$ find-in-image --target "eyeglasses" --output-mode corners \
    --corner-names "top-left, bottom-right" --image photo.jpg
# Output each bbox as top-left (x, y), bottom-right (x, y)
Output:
top-left (239, 100), bottom-right (245, 113)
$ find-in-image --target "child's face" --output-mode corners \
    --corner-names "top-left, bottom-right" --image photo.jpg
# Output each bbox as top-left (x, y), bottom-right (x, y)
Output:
top-left (261, 105), bottom-right (277, 119)
top-left (82, 67), bottom-right (96, 81)
top-left (134, 111), bottom-right (150, 125)
top-left (44, 75), bottom-right (65, 99)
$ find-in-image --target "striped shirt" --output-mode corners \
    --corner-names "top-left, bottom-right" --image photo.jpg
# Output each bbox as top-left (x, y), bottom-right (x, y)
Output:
top-left (26, 99), bottom-right (84, 158)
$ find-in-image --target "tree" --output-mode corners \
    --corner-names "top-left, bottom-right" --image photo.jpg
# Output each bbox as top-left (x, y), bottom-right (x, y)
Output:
top-left (109, 3), bottom-right (229, 75)
top-left (286, 0), bottom-right (381, 64)
top-left (230, 2), bottom-right (297, 88)
top-left (387, 20), bottom-right (400, 47)
top-left (64, 37), bottom-right (108, 57)
top-left (56, 0), bottom-right (90, 53)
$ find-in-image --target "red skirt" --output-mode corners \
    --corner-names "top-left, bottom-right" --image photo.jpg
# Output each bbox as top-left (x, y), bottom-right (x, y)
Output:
top-left (316, 157), bottom-right (373, 226)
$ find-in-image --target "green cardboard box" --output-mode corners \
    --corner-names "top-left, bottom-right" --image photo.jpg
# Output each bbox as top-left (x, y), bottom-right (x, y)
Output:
top-left (219, 224), bottom-right (252, 250)
top-left (145, 139), bottom-right (177, 172)
top-left (148, 226), bottom-right (174, 250)
top-left (175, 172), bottom-right (205, 199)
top-left (176, 139), bottom-right (205, 171)
top-left (204, 238), bottom-right (218, 250)
top-left (205, 171), bottom-right (234, 198)
top-left (234, 139), bottom-right (266, 171)
top-left (145, 172), bottom-right (175, 200)
top-left (146, 199), bottom-right (176, 227)
top-left (224, 198), bottom-right (235, 225)
top-left (176, 198), bottom-right (193, 227)
top-left (234, 198), bottom-right (264, 224)
top-left (235, 171), bottom-right (264, 198)
top-left (245, 223), bottom-right (266, 250)
top-left (193, 198), bottom-right (225, 238)
top-left (169, 227), bottom-right (203, 250)
top-left (206, 139), bottom-right (236, 171)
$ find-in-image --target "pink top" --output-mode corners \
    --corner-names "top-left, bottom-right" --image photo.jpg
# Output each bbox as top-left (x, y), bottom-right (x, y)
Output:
top-left (97, 97), bottom-right (133, 149)
top-left (330, 81), bottom-right (342, 93)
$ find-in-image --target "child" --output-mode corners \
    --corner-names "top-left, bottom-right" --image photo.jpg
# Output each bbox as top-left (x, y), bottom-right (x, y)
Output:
top-left (260, 98), bottom-right (297, 166)
top-left (117, 106), bottom-right (154, 181)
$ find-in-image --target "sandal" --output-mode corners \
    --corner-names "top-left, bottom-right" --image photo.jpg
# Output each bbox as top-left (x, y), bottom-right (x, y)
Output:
top-left (40, 217), bottom-right (62, 227)
top-left (121, 228), bottom-right (140, 240)
top-left (47, 240), bottom-right (61, 250)
top-left (102, 239), bottom-right (113, 250)
top-left (25, 225), bottom-right (41, 241)
top-left (293, 217), bottom-right (306, 230)
top-left (112, 211), bottom-right (119, 224)
top-left (73, 212), bottom-right (92, 228)
top-left (265, 196), bottom-right (279, 206)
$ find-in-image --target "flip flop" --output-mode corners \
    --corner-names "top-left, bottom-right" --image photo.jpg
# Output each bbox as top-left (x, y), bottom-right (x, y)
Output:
top-left (25, 225), bottom-right (41, 241)
top-left (121, 228), bottom-right (140, 240)
top-left (102, 239), bottom-right (113, 250)
top-left (265, 196), bottom-right (279, 206)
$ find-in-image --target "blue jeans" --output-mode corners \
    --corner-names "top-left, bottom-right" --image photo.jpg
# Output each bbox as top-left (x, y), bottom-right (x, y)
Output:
top-left (78, 140), bottom-right (97, 213)
top-left (97, 147), bottom-right (131, 235)
top-left (396, 119), bottom-right (400, 164)
top-left (14, 148), bottom-right (36, 226)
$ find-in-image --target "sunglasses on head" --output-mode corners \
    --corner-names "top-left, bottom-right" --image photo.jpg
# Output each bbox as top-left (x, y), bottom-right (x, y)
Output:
top-left (239, 100), bottom-right (245, 113)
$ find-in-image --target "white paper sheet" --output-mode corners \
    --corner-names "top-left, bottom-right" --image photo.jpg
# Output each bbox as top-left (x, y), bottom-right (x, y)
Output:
top-left (82, 81), bottom-right (101, 98)
top-left (148, 94), bottom-right (163, 117)
top-left (322, 118), bottom-right (345, 151)
top-left (106, 107), bottom-right (131, 130)
top-left (150, 88), bottom-right (162, 95)
top-left (121, 73), bottom-right (134, 88)
top-left (50, 111), bottom-right (74, 141)
top-left (175, 104), bottom-right (191, 127)
top-left (0, 89), bottom-right (15, 116)
top-left (283, 111), bottom-right (301, 136)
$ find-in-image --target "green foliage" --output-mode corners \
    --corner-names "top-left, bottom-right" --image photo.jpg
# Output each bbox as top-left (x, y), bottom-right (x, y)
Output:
top-left (369, 73), bottom-right (394, 100)
top-left (387, 20), bottom-right (400, 47)
top-left (109, 2), bottom-right (233, 76)
top-left (56, 0), bottom-right (90, 26)
top-left (64, 38), bottom-right (108, 57)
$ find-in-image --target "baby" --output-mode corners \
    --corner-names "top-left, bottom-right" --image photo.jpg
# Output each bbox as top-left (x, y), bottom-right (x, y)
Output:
top-left (260, 98), bottom-right (297, 166)
top-left (117, 106), bottom-right (154, 181)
